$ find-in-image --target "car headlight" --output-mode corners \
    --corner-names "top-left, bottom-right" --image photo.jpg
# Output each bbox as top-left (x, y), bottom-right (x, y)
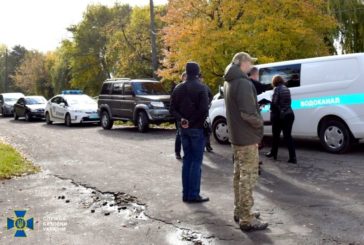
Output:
top-left (150, 101), bottom-right (165, 108)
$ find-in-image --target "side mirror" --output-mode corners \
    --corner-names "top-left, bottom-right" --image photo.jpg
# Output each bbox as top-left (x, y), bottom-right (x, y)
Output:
top-left (59, 102), bottom-right (65, 107)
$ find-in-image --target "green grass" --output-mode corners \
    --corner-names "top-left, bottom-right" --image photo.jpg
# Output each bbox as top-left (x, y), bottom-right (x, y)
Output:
top-left (0, 142), bottom-right (39, 180)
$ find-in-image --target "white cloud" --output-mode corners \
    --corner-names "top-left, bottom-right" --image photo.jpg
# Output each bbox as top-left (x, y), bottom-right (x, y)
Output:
top-left (0, 0), bottom-right (167, 52)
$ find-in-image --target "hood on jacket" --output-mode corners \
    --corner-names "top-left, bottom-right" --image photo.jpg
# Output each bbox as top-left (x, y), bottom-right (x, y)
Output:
top-left (224, 64), bottom-right (248, 82)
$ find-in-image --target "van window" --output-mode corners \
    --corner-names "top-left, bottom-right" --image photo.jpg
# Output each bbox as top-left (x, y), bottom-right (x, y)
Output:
top-left (101, 83), bottom-right (112, 95)
top-left (259, 64), bottom-right (301, 89)
top-left (111, 83), bottom-right (123, 95)
top-left (123, 83), bottom-right (133, 96)
top-left (302, 58), bottom-right (359, 85)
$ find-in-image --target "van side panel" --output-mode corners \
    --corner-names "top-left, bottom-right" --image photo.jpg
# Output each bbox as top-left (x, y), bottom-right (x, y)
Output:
top-left (293, 57), bottom-right (364, 138)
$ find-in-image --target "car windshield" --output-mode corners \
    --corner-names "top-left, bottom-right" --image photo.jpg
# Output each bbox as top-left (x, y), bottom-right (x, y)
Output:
top-left (65, 95), bottom-right (96, 106)
top-left (4, 97), bottom-right (19, 102)
top-left (133, 82), bottom-right (168, 95)
top-left (25, 97), bottom-right (46, 105)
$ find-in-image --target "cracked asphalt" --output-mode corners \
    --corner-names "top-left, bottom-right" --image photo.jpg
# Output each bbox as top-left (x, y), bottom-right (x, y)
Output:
top-left (0, 117), bottom-right (364, 245)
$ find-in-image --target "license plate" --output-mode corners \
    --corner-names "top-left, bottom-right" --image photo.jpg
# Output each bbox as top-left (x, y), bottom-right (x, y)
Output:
top-left (89, 114), bottom-right (99, 119)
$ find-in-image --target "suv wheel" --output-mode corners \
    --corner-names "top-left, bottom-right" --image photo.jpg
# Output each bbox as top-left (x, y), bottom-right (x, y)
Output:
top-left (65, 113), bottom-right (72, 127)
top-left (25, 112), bottom-right (32, 122)
top-left (137, 111), bottom-right (149, 133)
top-left (14, 111), bottom-right (19, 120)
top-left (212, 117), bottom-right (229, 144)
top-left (101, 110), bottom-right (113, 130)
top-left (46, 112), bottom-right (53, 125)
top-left (319, 119), bottom-right (352, 154)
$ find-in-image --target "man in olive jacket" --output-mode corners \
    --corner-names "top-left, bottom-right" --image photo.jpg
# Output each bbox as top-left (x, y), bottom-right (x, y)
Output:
top-left (224, 52), bottom-right (268, 232)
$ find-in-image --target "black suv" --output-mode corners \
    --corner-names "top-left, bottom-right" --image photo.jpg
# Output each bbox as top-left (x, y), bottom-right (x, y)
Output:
top-left (98, 79), bottom-right (174, 132)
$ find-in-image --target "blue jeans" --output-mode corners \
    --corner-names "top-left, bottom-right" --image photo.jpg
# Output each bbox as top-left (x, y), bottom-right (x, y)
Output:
top-left (180, 128), bottom-right (205, 200)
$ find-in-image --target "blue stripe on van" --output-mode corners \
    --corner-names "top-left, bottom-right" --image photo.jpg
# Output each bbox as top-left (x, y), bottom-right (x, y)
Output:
top-left (261, 93), bottom-right (364, 112)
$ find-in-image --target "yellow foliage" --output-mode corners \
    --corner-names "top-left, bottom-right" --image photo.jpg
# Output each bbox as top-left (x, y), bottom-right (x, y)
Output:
top-left (159, 0), bottom-right (337, 91)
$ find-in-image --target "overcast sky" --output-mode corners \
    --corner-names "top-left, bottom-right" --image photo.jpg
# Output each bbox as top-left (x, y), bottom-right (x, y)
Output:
top-left (0, 0), bottom-right (168, 52)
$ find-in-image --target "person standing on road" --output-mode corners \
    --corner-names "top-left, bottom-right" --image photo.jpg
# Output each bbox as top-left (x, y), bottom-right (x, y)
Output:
top-left (265, 75), bottom-right (297, 164)
top-left (248, 67), bottom-right (269, 95)
top-left (199, 73), bottom-right (214, 153)
top-left (224, 52), bottom-right (268, 231)
top-left (248, 67), bottom-right (270, 175)
top-left (170, 62), bottom-right (210, 203)
top-left (172, 72), bottom-right (187, 160)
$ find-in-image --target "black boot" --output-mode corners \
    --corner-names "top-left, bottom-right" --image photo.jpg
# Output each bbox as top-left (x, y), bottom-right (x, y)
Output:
top-left (265, 152), bottom-right (277, 160)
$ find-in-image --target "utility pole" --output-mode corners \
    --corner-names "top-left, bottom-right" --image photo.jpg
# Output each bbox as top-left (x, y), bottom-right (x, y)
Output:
top-left (149, 0), bottom-right (158, 79)
top-left (4, 48), bottom-right (8, 92)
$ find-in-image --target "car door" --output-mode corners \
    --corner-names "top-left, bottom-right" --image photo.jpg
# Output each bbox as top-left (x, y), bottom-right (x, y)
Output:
top-left (110, 82), bottom-right (123, 118)
top-left (120, 82), bottom-right (135, 119)
top-left (56, 97), bottom-right (68, 119)
top-left (50, 96), bottom-right (61, 120)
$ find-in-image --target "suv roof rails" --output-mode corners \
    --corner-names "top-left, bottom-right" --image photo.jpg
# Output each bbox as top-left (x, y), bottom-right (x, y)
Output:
top-left (105, 78), bottom-right (131, 82)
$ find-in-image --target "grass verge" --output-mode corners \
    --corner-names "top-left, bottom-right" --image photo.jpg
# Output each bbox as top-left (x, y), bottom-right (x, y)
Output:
top-left (0, 141), bottom-right (39, 180)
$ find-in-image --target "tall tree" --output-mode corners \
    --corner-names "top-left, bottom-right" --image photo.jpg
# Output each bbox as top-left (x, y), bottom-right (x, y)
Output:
top-left (50, 40), bottom-right (72, 94)
top-left (67, 4), bottom-right (132, 95)
top-left (12, 51), bottom-right (53, 98)
top-left (7, 45), bottom-right (28, 91)
top-left (109, 6), bottom-right (165, 79)
top-left (0, 44), bottom-right (7, 93)
top-left (328, 0), bottom-right (364, 53)
top-left (159, 0), bottom-right (337, 90)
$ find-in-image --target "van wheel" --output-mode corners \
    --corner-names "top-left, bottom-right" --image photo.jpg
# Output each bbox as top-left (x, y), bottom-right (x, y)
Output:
top-left (46, 112), bottom-right (53, 125)
top-left (319, 120), bottom-right (352, 154)
top-left (212, 118), bottom-right (229, 144)
top-left (65, 114), bottom-right (72, 127)
top-left (101, 110), bottom-right (113, 130)
top-left (137, 111), bottom-right (149, 133)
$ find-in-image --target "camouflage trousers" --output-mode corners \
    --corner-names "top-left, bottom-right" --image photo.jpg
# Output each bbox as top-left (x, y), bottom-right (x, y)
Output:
top-left (232, 144), bottom-right (259, 224)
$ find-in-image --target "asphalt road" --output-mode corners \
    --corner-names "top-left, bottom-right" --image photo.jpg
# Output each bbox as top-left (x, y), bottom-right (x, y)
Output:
top-left (0, 117), bottom-right (363, 245)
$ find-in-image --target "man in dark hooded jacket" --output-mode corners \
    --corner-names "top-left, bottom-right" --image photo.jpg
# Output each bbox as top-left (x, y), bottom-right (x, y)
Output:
top-left (170, 62), bottom-right (210, 203)
top-left (224, 52), bottom-right (268, 231)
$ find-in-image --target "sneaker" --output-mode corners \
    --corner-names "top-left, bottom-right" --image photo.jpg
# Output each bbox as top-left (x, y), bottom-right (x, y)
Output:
top-left (206, 145), bottom-right (213, 152)
top-left (240, 219), bottom-right (268, 232)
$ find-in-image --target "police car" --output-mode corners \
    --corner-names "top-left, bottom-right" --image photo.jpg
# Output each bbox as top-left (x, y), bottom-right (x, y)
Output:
top-left (45, 90), bottom-right (100, 126)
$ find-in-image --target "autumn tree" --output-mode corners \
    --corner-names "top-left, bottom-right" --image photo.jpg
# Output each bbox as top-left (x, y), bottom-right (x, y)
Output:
top-left (50, 40), bottom-right (72, 94)
top-left (12, 51), bottom-right (54, 98)
top-left (328, 0), bottom-right (364, 53)
top-left (159, 0), bottom-right (337, 90)
top-left (108, 6), bottom-right (166, 79)
top-left (66, 4), bottom-right (132, 95)
top-left (0, 45), bottom-right (28, 93)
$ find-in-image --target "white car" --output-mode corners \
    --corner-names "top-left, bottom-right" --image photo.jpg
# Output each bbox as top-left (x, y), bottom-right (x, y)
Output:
top-left (209, 53), bottom-right (364, 154)
top-left (45, 91), bottom-right (100, 126)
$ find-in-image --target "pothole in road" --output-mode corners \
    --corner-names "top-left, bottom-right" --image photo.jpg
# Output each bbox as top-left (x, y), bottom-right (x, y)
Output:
top-left (53, 175), bottom-right (214, 244)
top-left (54, 175), bottom-right (147, 224)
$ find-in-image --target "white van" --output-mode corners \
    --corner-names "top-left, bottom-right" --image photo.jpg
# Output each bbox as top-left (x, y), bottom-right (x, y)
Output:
top-left (209, 53), bottom-right (364, 153)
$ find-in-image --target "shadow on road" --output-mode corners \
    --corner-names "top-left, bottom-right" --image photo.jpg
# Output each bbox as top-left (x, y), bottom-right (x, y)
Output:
top-left (96, 126), bottom-right (176, 140)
